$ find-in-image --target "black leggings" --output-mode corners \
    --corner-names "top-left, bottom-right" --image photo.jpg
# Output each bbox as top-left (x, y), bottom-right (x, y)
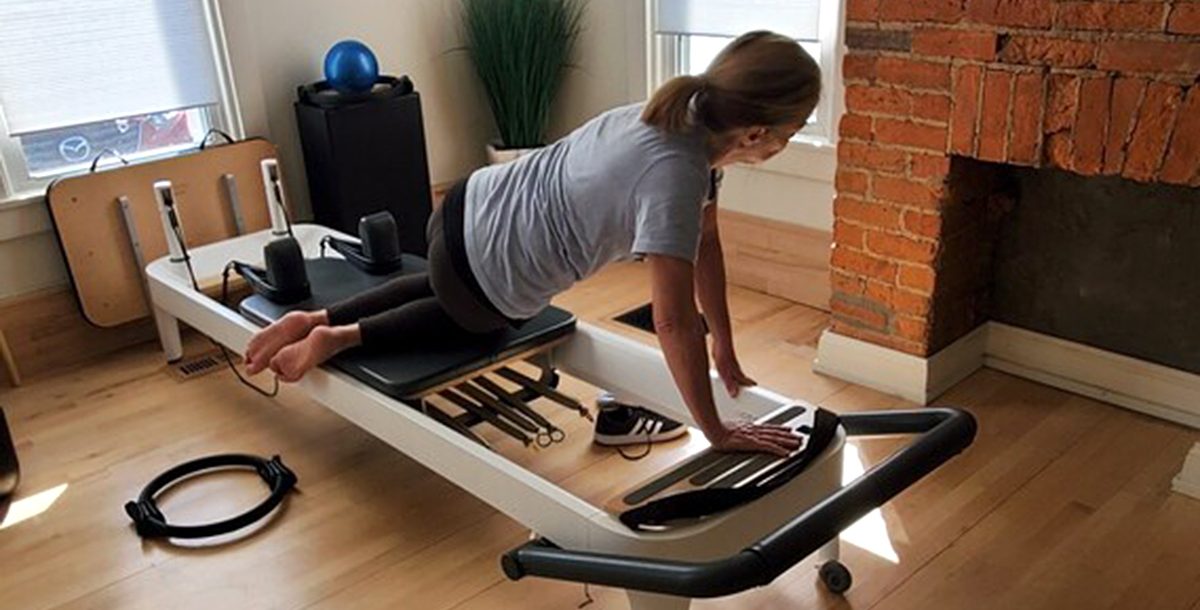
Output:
top-left (324, 180), bottom-right (509, 350)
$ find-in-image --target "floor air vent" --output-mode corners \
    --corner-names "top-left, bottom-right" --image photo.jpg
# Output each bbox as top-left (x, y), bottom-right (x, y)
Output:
top-left (169, 351), bottom-right (225, 381)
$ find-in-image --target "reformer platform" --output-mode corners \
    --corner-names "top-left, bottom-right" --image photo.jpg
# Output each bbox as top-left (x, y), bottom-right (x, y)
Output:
top-left (238, 257), bottom-right (577, 398)
top-left (145, 223), bottom-right (977, 610)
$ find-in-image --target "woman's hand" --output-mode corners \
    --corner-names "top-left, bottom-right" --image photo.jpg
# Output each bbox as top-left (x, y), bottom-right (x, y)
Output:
top-left (708, 421), bottom-right (801, 457)
top-left (712, 340), bottom-right (756, 397)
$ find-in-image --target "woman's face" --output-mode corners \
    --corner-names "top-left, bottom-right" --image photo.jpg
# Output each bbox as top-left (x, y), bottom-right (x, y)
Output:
top-left (713, 121), bottom-right (805, 167)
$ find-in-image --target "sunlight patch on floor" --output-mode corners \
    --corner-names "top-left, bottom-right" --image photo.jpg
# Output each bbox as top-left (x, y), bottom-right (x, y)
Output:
top-left (1, 483), bottom-right (68, 530)
top-left (838, 444), bottom-right (899, 563)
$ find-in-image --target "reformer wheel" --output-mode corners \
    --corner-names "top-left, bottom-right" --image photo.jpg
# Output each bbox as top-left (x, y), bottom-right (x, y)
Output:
top-left (819, 560), bottom-right (852, 594)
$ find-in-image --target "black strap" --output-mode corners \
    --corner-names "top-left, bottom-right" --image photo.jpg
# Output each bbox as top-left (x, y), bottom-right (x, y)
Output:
top-left (124, 454), bottom-right (297, 539)
top-left (89, 148), bottom-right (130, 172)
top-left (198, 128), bottom-right (236, 150)
top-left (618, 408), bottom-right (840, 531)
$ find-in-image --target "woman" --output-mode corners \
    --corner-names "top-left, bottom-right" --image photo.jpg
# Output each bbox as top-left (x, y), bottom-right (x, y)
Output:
top-left (245, 31), bottom-right (821, 456)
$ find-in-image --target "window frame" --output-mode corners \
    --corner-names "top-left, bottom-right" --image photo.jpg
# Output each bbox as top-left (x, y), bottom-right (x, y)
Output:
top-left (0, 0), bottom-right (244, 206)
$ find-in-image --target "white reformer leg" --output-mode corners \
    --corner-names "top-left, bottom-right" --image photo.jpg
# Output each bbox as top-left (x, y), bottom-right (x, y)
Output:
top-left (627, 590), bottom-right (692, 610)
top-left (817, 537), bottom-right (840, 564)
top-left (152, 304), bottom-right (184, 363)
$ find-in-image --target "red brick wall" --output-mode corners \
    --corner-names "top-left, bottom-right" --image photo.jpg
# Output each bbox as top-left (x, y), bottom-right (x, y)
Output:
top-left (831, 0), bottom-right (1200, 356)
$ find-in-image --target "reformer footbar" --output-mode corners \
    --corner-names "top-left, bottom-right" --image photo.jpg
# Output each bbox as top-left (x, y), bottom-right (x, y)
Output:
top-left (145, 222), bottom-right (977, 610)
top-left (501, 408), bottom-right (977, 599)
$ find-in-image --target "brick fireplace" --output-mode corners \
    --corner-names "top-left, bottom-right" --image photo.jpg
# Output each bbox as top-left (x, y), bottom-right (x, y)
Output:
top-left (826, 0), bottom-right (1200, 362)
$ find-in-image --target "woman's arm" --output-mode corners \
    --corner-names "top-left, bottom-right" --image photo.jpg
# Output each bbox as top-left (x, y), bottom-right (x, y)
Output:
top-left (695, 205), bottom-right (733, 348)
top-left (647, 254), bottom-right (799, 455)
top-left (694, 205), bottom-right (756, 396)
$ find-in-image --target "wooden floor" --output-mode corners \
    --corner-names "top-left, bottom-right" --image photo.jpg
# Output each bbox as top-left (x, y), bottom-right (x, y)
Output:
top-left (2, 261), bottom-right (1198, 610)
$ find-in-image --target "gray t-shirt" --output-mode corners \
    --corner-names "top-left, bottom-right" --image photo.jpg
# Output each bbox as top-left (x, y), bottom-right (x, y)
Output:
top-left (463, 103), bottom-right (714, 319)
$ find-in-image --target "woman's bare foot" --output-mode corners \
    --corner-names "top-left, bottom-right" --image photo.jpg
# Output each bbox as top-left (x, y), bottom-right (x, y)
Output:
top-left (245, 310), bottom-right (325, 374)
top-left (268, 324), bottom-right (361, 383)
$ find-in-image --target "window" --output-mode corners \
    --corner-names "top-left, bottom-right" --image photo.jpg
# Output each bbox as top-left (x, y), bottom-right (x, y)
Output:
top-left (0, 0), bottom-right (236, 198)
top-left (649, 0), bottom-right (843, 145)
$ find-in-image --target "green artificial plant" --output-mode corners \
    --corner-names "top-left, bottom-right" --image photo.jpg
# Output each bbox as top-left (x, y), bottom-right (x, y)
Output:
top-left (462, 0), bottom-right (585, 149)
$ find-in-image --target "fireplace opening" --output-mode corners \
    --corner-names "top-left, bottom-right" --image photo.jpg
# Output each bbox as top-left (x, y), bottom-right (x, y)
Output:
top-left (946, 156), bottom-right (1200, 374)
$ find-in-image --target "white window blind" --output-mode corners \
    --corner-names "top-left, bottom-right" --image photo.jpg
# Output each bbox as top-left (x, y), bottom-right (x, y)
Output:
top-left (0, 0), bottom-right (220, 136)
top-left (655, 0), bottom-right (822, 42)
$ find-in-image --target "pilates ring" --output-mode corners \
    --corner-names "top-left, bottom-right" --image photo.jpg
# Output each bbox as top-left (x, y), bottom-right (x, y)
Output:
top-left (124, 454), bottom-right (297, 539)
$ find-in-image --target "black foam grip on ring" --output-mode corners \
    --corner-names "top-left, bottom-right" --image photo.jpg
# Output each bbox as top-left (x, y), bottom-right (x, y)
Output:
top-left (124, 454), bottom-right (297, 540)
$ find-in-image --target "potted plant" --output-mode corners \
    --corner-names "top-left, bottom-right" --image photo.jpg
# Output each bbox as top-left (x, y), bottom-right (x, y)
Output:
top-left (461, 0), bottom-right (585, 164)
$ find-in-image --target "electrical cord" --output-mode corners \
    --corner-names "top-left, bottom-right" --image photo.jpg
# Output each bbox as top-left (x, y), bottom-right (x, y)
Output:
top-left (168, 219), bottom-right (279, 398)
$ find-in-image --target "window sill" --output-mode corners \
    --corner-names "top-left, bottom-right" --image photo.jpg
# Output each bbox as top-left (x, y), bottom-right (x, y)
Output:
top-left (734, 136), bottom-right (836, 183)
top-left (1, 190), bottom-right (44, 208)
top-left (0, 192), bottom-right (53, 243)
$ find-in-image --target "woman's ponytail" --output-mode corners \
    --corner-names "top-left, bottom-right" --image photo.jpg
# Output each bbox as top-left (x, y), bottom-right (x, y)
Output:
top-left (642, 31), bottom-right (821, 137)
top-left (641, 74), bottom-right (706, 134)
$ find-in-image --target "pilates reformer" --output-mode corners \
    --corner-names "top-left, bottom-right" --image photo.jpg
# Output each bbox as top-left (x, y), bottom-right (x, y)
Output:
top-left (144, 186), bottom-right (976, 609)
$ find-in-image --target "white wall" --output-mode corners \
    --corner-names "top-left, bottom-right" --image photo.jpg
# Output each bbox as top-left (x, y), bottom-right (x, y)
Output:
top-left (549, 0), bottom-right (647, 139)
top-left (0, 201), bottom-right (66, 300)
top-left (722, 145), bottom-right (836, 231)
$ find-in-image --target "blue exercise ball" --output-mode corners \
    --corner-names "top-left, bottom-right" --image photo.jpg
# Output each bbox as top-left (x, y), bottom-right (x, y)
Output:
top-left (324, 40), bottom-right (379, 93)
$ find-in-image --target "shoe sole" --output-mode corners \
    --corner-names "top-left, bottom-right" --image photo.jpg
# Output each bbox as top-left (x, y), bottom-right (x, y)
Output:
top-left (593, 426), bottom-right (688, 447)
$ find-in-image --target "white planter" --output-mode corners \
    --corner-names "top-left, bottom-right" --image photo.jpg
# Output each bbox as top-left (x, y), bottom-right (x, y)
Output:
top-left (486, 142), bottom-right (539, 165)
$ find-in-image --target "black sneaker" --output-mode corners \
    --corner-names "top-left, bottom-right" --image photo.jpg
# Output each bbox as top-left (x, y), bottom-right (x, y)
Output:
top-left (593, 392), bottom-right (688, 446)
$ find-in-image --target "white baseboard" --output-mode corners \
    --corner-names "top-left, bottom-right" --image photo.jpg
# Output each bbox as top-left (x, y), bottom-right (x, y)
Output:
top-left (813, 325), bottom-right (985, 405)
top-left (815, 322), bottom-right (1200, 430)
top-left (985, 323), bottom-right (1200, 429)
top-left (1173, 443), bottom-right (1200, 500)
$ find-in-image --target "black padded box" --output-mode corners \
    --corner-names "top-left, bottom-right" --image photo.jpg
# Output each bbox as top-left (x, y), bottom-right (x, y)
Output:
top-left (295, 85), bottom-right (434, 255)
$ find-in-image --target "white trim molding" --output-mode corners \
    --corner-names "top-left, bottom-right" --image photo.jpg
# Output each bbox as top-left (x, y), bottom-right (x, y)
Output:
top-left (816, 322), bottom-right (1200, 430)
top-left (813, 325), bottom-right (985, 405)
top-left (0, 196), bottom-right (52, 241)
top-left (985, 323), bottom-right (1200, 429)
top-left (1173, 443), bottom-right (1200, 500)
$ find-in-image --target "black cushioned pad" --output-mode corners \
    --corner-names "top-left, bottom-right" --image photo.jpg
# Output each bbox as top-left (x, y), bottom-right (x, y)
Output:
top-left (618, 406), bottom-right (840, 531)
top-left (238, 257), bottom-right (576, 398)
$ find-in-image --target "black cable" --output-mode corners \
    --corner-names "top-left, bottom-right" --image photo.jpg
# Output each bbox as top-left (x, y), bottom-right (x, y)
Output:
top-left (168, 220), bottom-right (278, 398)
top-left (218, 263), bottom-right (279, 397)
top-left (198, 128), bottom-right (235, 150)
top-left (270, 179), bottom-right (295, 238)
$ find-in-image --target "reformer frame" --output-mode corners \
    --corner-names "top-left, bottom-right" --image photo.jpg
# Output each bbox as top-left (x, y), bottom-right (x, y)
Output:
top-left (146, 224), bottom-right (975, 610)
